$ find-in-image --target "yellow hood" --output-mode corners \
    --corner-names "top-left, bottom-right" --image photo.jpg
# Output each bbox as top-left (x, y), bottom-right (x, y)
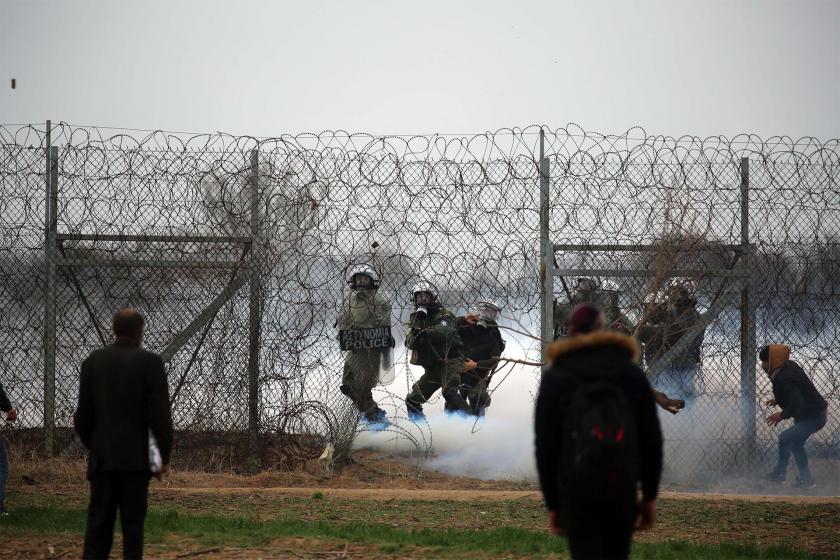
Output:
top-left (767, 344), bottom-right (791, 377)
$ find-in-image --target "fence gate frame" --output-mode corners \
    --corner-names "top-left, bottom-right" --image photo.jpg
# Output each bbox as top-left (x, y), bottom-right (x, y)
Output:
top-left (537, 128), bottom-right (758, 457)
top-left (42, 131), bottom-right (263, 469)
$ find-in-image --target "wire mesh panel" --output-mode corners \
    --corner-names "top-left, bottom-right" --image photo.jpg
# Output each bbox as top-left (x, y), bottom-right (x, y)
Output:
top-left (0, 123), bottom-right (837, 485)
top-left (0, 144), bottom-right (46, 429)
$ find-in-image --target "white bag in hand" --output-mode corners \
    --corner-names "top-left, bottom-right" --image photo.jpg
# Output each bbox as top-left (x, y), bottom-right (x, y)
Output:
top-left (148, 430), bottom-right (163, 475)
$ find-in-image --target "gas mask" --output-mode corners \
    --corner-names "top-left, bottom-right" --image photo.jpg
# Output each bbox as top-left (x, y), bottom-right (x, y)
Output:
top-left (473, 301), bottom-right (501, 328)
top-left (351, 273), bottom-right (375, 291)
top-left (414, 291), bottom-right (433, 319)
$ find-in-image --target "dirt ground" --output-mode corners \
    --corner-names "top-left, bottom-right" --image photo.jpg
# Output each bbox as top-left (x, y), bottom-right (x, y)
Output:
top-left (149, 486), bottom-right (838, 504)
top-left (4, 451), bottom-right (839, 558)
top-left (0, 535), bottom-right (447, 560)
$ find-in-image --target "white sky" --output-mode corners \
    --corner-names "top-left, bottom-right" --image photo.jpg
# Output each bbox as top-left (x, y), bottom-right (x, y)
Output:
top-left (1, 0), bottom-right (838, 139)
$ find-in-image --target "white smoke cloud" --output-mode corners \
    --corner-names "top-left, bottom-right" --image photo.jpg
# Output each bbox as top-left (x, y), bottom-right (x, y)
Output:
top-left (353, 328), bottom-right (838, 495)
top-left (354, 330), bottom-right (542, 481)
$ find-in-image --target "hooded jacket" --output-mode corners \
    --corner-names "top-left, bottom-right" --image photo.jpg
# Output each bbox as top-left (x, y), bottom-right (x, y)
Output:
top-left (455, 317), bottom-right (505, 378)
top-left (766, 345), bottom-right (827, 422)
top-left (535, 331), bottom-right (663, 512)
top-left (0, 379), bottom-right (11, 413)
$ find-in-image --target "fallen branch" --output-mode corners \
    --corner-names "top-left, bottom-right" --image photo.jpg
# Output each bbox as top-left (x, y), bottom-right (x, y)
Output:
top-left (175, 547), bottom-right (223, 558)
top-left (496, 324), bottom-right (547, 343)
top-left (498, 357), bottom-right (544, 367)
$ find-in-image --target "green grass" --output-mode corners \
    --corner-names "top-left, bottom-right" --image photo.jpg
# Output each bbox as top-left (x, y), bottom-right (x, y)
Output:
top-left (0, 505), bottom-right (831, 559)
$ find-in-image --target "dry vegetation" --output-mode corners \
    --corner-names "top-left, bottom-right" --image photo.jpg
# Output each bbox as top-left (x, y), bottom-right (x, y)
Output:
top-left (2, 451), bottom-right (838, 559)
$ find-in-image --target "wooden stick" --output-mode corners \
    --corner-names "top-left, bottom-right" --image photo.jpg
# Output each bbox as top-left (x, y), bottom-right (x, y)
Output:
top-left (175, 547), bottom-right (223, 559)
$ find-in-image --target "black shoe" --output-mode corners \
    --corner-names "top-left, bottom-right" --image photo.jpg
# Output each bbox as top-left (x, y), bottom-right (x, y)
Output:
top-left (794, 478), bottom-right (816, 489)
top-left (0, 504), bottom-right (8, 517)
top-left (764, 471), bottom-right (785, 483)
top-left (361, 408), bottom-right (388, 425)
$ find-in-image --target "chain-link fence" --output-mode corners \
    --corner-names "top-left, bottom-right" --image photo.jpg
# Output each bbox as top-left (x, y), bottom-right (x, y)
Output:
top-left (0, 123), bottom-right (837, 484)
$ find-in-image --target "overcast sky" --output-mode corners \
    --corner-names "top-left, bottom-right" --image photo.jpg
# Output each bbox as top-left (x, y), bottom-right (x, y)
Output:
top-left (1, 0), bottom-right (838, 139)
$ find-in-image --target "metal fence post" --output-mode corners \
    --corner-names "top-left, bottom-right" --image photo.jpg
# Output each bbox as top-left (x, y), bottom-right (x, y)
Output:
top-left (539, 129), bottom-right (553, 371)
top-left (739, 157), bottom-right (757, 461)
top-left (43, 141), bottom-right (58, 456)
top-left (542, 240), bottom-right (554, 369)
top-left (247, 149), bottom-right (262, 472)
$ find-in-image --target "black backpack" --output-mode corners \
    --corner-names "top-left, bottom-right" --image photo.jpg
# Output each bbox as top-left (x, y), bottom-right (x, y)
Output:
top-left (560, 377), bottom-right (640, 500)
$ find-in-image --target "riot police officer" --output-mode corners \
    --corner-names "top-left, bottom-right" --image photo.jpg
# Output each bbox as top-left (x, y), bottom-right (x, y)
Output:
top-left (337, 264), bottom-right (393, 424)
top-left (636, 282), bottom-right (704, 400)
top-left (553, 278), bottom-right (631, 339)
top-left (404, 282), bottom-right (470, 420)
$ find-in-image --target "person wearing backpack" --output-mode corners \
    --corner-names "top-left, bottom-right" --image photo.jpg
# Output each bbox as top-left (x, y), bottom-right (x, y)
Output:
top-left (535, 303), bottom-right (663, 560)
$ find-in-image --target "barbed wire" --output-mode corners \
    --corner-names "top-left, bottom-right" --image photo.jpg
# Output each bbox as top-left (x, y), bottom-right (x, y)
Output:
top-left (0, 123), bottom-right (837, 481)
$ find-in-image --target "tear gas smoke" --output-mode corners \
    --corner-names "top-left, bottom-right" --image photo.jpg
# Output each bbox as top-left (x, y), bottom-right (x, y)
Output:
top-left (354, 360), bottom-right (540, 481)
top-left (354, 331), bottom-right (839, 495)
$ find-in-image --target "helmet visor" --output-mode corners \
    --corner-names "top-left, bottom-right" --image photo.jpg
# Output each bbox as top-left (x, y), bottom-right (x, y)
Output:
top-left (474, 302), bottom-right (500, 323)
top-left (351, 273), bottom-right (374, 288)
top-left (414, 291), bottom-right (433, 306)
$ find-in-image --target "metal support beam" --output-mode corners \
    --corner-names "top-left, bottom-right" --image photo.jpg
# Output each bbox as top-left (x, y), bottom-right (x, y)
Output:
top-left (56, 233), bottom-right (251, 244)
top-left (247, 149), bottom-right (262, 472)
top-left (57, 244), bottom-right (108, 347)
top-left (541, 242), bottom-right (554, 369)
top-left (43, 144), bottom-right (58, 456)
top-left (55, 258), bottom-right (243, 269)
top-left (168, 246), bottom-right (251, 407)
top-left (553, 244), bottom-right (745, 253)
top-left (538, 129), bottom-right (552, 370)
top-left (554, 268), bottom-right (746, 279)
top-left (160, 270), bottom-right (249, 363)
top-left (740, 157), bottom-right (757, 460)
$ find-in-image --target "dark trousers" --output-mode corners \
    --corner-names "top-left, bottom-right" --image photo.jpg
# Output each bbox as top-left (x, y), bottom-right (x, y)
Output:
top-left (406, 359), bottom-right (469, 416)
top-left (0, 435), bottom-right (8, 509)
top-left (342, 351), bottom-right (382, 420)
top-left (458, 372), bottom-right (491, 416)
top-left (564, 496), bottom-right (636, 560)
top-left (774, 411), bottom-right (827, 482)
top-left (83, 472), bottom-right (150, 560)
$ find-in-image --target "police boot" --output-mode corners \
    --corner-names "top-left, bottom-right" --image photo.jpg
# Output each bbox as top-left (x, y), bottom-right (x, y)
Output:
top-left (441, 387), bottom-right (470, 416)
top-left (405, 399), bottom-right (426, 423)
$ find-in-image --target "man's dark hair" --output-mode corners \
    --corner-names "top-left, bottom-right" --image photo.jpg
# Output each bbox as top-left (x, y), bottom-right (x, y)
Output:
top-left (113, 308), bottom-right (145, 338)
top-left (758, 345), bottom-right (770, 361)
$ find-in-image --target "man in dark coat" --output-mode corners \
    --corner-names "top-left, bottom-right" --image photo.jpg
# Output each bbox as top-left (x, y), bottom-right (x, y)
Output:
top-left (535, 304), bottom-right (663, 560)
top-left (74, 309), bottom-right (174, 560)
top-left (761, 344), bottom-right (828, 488)
top-left (0, 378), bottom-right (18, 515)
top-left (453, 300), bottom-right (506, 416)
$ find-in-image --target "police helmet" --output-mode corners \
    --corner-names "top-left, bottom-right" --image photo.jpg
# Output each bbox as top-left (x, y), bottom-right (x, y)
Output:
top-left (411, 281), bottom-right (439, 306)
top-left (347, 264), bottom-right (380, 290)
